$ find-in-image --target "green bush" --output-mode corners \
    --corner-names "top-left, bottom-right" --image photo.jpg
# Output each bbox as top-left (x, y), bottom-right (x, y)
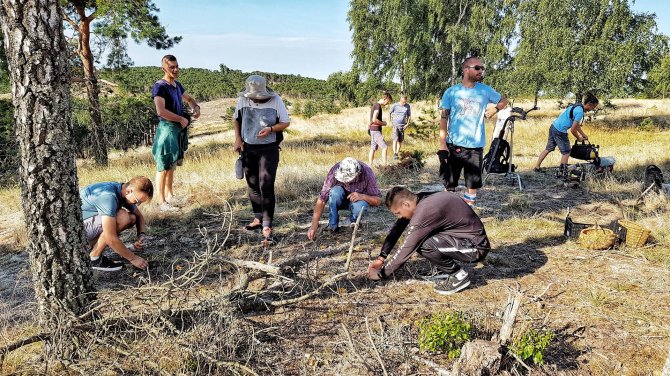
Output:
top-left (417, 311), bottom-right (472, 358)
top-left (510, 328), bottom-right (554, 365)
top-left (71, 95), bottom-right (156, 157)
top-left (638, 117), bottom-right (656, 131)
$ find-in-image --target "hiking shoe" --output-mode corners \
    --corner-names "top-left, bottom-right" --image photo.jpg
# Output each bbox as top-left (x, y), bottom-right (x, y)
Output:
top-left (533, 167), bottom-right (545, 173)
top-left (159, 202), bottom-right (179, 212)
top-left (393, 153), bottom-right (398, 160)
top-left (433, 269), bottom-right (471, 295)
top-left (91, 255), bottom-right (123, 272)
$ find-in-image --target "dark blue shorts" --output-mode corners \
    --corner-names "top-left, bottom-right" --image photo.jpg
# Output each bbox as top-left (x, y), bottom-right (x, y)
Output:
top-left (545, 125), bottom-right (571, 154)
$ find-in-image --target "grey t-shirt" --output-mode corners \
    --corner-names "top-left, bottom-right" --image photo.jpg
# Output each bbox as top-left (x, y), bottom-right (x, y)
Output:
top-left (234, 95), bottom-right (290, 147)
top-left (389, 102), bottom-right (411, 127)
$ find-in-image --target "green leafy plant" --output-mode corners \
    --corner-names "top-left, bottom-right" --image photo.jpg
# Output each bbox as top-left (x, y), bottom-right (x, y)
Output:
top-left (416, 311), bottom-right (471, 359)
top-left (510, 328), bottom-right (554, 365)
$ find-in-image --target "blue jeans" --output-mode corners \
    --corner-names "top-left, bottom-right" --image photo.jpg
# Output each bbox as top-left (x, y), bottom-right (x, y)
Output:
top-left (328, 186), bottom-right (369, 229)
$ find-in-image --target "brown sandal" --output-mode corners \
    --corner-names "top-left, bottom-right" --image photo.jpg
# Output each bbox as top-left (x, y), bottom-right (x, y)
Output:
top-left (245, 218), bottom-right (262, 231)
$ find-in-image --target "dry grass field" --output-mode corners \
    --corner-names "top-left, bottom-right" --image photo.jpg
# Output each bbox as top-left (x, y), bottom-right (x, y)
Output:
top-left (1, 97), bottom-right (669, 375)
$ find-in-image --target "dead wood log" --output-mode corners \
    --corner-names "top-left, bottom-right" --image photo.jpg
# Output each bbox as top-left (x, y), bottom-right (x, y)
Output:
top-left (493, 290), bottom-right (523, 345)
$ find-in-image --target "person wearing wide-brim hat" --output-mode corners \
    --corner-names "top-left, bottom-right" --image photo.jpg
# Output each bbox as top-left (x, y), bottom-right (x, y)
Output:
top-left (233, 75), bottom-right (290, 242)
top-left (307, 157), bottom-right (382, 240)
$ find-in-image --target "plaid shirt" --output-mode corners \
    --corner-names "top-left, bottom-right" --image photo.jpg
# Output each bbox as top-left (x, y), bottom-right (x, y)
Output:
top-left (319, 161), bottom-right (381, 202)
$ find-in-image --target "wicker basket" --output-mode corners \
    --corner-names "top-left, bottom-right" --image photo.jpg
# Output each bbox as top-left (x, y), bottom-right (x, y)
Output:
top-left (578, 226), bottom-right (617, 250)
top-left (617, 220), bottom-right (651, 247)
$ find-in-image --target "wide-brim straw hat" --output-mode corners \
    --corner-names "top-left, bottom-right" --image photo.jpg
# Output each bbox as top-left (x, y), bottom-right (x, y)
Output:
top-left (237, 75), bottom-right (275, 100)
top-left (334, 157), bottom-right (362, 183)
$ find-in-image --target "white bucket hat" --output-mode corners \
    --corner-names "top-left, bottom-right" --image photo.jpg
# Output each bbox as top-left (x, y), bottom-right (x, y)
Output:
top-left (237, 75), bottom-right (275, 100)
top-left (334, 157), bottom-right (362, 183)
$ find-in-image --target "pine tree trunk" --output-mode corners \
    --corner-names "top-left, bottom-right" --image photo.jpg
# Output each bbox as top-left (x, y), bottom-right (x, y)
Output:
top-left (0, 0), bottom-right (94, 357)
top-left (77, 13), bottom-right (108, 166)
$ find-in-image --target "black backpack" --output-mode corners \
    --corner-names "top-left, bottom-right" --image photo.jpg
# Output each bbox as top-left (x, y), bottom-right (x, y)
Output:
top-left (644, 165), bottom-right (664, 193)
top-left (482, 125), bottom-right (513, 174)
top-left (568, 103), bottom-right (584, 122)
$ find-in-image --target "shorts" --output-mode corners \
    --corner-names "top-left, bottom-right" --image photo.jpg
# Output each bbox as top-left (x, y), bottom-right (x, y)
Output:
top-left (438, 146), bottom-right (484, 190)
top-left (545, 125), bottom-right (571, 154)
top-left (369, 130), bottom-right (387, 151)
top-left (392, 126), bottom-right (405, 142)
top-left (83, 215), bottom-right (103, 245)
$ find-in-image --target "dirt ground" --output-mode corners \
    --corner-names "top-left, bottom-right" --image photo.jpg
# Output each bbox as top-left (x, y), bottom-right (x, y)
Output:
top-left (1, 99), bottom-right (670, 375)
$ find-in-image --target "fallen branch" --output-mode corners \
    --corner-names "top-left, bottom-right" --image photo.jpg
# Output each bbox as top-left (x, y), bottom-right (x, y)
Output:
top-left (341, 323), bottom-right (371, 369)
top-left (0, 332), bottom-right (50, 363)
top-left (270, 272), bottom-right (347, 307)
top-left (411, 355), bottom-right (453, 376)
top-left (344, 210), bottom-right (364, 272)
top-left (365, 316), bottom-right (388, 376)
top-left (177, 342), bottom-right (259, 376)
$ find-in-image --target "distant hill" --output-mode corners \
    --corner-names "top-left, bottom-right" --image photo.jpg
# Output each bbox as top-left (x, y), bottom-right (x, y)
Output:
top-left (99, 65), bottom-right (336, 102)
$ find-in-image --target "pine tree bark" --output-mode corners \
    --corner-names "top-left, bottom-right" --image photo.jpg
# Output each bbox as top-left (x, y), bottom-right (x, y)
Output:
top-left (0, 0), bottom-right (94, 356)
top-left (73, 4), bottom-right (108, 166)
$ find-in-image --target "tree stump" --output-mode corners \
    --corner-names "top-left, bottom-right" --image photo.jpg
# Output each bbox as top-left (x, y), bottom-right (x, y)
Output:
top-left (452, 339), bottom-right (502, 376)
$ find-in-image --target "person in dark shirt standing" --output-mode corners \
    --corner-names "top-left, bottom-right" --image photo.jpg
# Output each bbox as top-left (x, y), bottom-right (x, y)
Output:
top-left (368, 91), bottom-right (392, 167)
top-left (233, 75), bottom-right (291, 242)
top-left (367, 187), bottom-right (491, 295)
top-left (152, 55), bottom-right (201, 212)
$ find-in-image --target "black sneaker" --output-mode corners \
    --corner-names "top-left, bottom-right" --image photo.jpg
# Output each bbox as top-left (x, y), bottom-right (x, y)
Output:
top-left (433, 270), bottom-right (471, 295)
top-left (91, 255), bottom-right (123, 272)
top-left (393, 153), bottom-right (398, 160)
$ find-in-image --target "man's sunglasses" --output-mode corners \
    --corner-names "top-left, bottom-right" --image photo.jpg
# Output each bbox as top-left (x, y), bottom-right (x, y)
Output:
top-left (465, 65), bottom-right (485, 71)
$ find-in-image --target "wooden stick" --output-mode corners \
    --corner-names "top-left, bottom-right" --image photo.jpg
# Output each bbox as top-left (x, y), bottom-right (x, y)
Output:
top-left (411, 355), bottom-right (453, 376)
top-left (344, 209), bottom-right (364, 272)
top-left (365, 316), bottom-right (388, 376)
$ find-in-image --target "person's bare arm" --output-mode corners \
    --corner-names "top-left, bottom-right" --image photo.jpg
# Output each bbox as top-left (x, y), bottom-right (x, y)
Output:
top-left (182, 93), bottom-right (201, 119)
top-left (101, 216), bottom-right (147, 269)
top-left (347, 192), bottom-right (381, 206)
top-left (154, 96), bottom-right (188, 128)
top-left (570, 121), bottom-right (587, 141)
top-left (371, 109), bottom-right (386, 126)
top-left (307, 198), bottom-right (327, 240)
top-left (439, 109), bottom-right (450, 151)
top-left (485, 96), bottom-right (509, 118)
top-left (257, 121), bottom-right (290, 138)
top-left (131, 207), bottom-right (146, 250)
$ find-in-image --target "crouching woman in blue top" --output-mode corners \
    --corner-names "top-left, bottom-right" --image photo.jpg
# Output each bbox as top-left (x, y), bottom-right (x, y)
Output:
top-left (533, 93), bottom-right (599, 175)
top-left (80, 177), bottom-right (153, 271)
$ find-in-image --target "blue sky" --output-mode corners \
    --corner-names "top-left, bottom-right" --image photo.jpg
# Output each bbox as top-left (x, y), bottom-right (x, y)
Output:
top-left (126, 0), bottom-right (670, 79)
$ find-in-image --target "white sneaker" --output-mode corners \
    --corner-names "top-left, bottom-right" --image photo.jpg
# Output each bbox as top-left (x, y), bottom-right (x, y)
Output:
top-left (167, 196), bottom-right (187, 207)
top-left (159, 202), bottom-right (179, 212)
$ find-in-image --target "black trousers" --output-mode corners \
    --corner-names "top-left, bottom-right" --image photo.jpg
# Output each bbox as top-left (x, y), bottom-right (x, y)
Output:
top-left (243, 145), bottom-right (280, 226)
top-left (418, 232), bottom-right (489, 274)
